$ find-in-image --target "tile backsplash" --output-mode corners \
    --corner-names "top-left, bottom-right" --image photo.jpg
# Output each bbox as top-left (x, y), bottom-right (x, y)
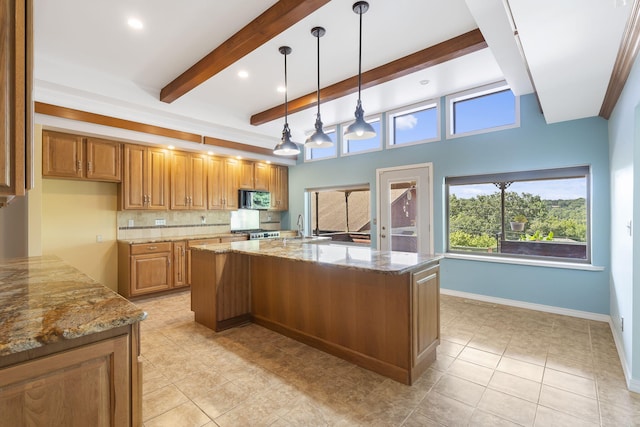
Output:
top-left (117, 210), bottom-right (282, 240)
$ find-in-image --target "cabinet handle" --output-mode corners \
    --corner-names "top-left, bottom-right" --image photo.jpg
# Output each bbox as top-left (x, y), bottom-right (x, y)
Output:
top-left (182, 247), bottom-right (185, 256)
top-left (147, 246), bottom-right (157, 250)
top-left (87, 161), bottom-right (92, 173)
top-left (76, 160), bottom-right (81, 172)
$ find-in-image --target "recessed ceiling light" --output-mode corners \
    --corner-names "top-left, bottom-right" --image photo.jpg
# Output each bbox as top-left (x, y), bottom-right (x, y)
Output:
top-left (127, 17), bottom-right (144, 30)
top-left (266, 161), bottom-right (271, 164)
top-left (238, 70), bottom-right (249, 79)
top-left (419, 79), bottom-right (430, 86)
top-left (207, 151), bottom-right (214, 155)
top-left (168, 145), bottom-right (175, 150)
top-left (236, 156), bottom-right (242, 160)
top-left (277, 86), bottom-right (286, 93)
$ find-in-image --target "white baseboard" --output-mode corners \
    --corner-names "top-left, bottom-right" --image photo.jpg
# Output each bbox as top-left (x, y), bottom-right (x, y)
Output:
top-left (440, 288), bottom-right (610, 322)
top-left (440, 288), bottom-right (640, 393)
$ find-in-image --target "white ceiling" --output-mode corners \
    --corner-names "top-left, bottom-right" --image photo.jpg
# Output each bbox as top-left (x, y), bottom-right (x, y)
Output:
top-left (33, 0), bottom-right (632, 151)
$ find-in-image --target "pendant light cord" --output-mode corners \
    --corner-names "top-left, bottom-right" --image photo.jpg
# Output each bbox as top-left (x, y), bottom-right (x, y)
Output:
top-left (316, 33), bottom-right (321, 116)
top-left (357, 6), bottom-right (363, 103)
top-left (284, 52), bottom-right (289, 126)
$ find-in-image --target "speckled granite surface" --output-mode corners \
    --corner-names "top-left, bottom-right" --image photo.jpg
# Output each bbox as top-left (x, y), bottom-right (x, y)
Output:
top-left (119, 232), bottom-right (244, 245)
top-left (191, 239), bottom-right (442, 274)
top-left (0, 256), bottom-right (146, 357)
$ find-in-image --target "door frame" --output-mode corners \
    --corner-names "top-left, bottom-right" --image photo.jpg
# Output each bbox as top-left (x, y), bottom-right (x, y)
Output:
top-left (376, 162), bottom-right (434, 252)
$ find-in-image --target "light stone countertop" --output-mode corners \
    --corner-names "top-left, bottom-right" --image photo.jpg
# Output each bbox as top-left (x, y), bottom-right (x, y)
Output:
top-left (0, 256), bottom-right (147, 357)
top-left (190, 238), bottom-right (442, 275)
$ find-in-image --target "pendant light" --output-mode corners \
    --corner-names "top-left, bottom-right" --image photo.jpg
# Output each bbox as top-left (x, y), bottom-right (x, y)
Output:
top-left (273, 46), bottom-right (300, 156)
top-left (305, 26), bottom-right (333, 148)
top-left (344, 1), bottom-right (376, 140)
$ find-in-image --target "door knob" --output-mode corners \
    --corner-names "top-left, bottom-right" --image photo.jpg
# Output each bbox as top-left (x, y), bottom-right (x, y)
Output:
top-left (381, 234), bottom-right (386, 238)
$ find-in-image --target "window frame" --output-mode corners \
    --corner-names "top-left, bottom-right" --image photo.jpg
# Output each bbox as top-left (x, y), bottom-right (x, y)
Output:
top-left (303, 125), bottom-right (338, 162)
top-left (386, 99), bottom-right (440, 149)
top-left (340, 114), bottom-right (383, 157)
top-left (445, 166), bottom-right (591, 264)
top-left (445, 81), bottom-right (520, 140)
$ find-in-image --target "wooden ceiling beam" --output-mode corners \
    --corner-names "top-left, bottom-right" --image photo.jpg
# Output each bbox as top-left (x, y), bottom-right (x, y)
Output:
top-left (250, 29), bottom-right (487, 126)
top-left (160, 0), bottom-right (331, 104)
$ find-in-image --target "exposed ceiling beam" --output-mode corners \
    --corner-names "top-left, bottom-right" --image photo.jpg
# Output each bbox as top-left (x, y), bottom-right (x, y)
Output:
top-left (160, 0), bottom-right (331, 103)
top-left (250, 29), bottom-right (487, 126)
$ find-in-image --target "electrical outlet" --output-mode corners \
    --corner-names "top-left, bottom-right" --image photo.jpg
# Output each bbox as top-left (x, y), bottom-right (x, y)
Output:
top-left (155, 219), bottom-right (166, 226)
top-left (128, 219), bottom-right (134, 227)
top-left (621, 316), bottom-right (624, 332)
top-left (96, 234), bottom-right (103, 243)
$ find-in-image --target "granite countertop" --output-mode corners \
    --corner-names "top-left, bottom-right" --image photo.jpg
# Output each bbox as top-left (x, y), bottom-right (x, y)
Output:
top-left (0, 256), bottom-right (147, 357)
top-left (191, 239), bottom-right (442, 274)
top-left (119, 232), bottom-right (245, 245)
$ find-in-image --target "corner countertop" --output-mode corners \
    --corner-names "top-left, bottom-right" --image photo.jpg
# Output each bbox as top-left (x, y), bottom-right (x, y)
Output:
top-left (190, 238), bottom-right (442, 274)
top-left (0, 256), bottom-right (147, 357)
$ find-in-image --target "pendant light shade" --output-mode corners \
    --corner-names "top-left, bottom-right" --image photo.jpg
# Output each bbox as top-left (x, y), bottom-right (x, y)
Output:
top-left (344, 1), bottom-right (376, 141)
top-left (305, 26), bottom-right (333, 148)
top-left (274, 46), bottom-right (300, 156)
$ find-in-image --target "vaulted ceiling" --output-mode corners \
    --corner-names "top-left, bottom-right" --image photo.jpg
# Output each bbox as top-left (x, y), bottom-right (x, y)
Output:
top-left (34, 0), bottom-right (634, 151)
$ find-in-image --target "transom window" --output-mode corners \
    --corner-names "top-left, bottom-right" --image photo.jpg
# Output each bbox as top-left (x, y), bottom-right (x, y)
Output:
top-left (446, 166), bottom-right (590, 263)
top-left (387, 100), bottom-right (439, 148)
top-left (446, 82), bottom-right (519, 139)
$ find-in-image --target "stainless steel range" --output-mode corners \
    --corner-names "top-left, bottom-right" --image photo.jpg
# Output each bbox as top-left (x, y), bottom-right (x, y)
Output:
top-left (249, 230), bottom-right (280, 240)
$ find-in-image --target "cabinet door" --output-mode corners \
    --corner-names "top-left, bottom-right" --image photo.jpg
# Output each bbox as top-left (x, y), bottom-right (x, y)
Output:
top-left (122, 144), bottom-right (146, 209)
top-left (269, 165), bottom-right (288, 211)
top-left (147, 147), bottom-right (169, 210)
top-left (170, 151), bottom-right (190, 210)
top-left (86, 138), bottom-right (121, 182)
top-left (224, 158), bottom-right (240, 210)
top-left (42, 130), bottom-right (84, 178)
top-left (190, 154), bottom-right (207, 210)
top-left (412, 265), bottom-right (439, 367)
top-left (0, 0), bottom-right (31, 201)
top-left (207, 156), bottom-right (224, 210)
top-left (173, 241), bottom-right (187, 288)
top-left (130, 251), bottom-right (172, 296)
top-left (254, 162), bottom-right (269, 191)
top-left (0, 335), bottom-right (130, 426)
top-left (239, 160), bottom-right (254, 189)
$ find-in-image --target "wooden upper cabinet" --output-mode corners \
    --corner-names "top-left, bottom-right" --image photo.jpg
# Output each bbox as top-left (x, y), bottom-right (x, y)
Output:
top-left (85, 138), bottom-right (122, 182)
top-left (224, 158), bottom-right (240, 209)
top-left (0, 0), bottom-right (33, 207)
top-left (42, 131), bottom-right (83, 178)
top-left (121, 144), bottom-right (168, 210)
top-left (239, 160), bottom-right (254, 189)
top-left (207, 156), bottom-right (224, 210)
top-left (171, 151), bottom-right (207, 210)
top-left (254, 162), bottom-right (269, 191)
top-left (42, 131), bottom-right (121, 182)
top-left (269, 165), bottom-right (288, 211)
top-left (207, 156), bottom-right (241, 210)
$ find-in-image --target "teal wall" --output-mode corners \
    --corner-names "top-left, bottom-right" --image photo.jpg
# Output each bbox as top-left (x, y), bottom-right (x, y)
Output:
top-left (287, 93), bottom-right (611, 314)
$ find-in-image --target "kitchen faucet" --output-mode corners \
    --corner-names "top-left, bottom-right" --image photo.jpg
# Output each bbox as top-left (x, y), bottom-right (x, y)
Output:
top-left (297, 214), bottom-right (304, 237)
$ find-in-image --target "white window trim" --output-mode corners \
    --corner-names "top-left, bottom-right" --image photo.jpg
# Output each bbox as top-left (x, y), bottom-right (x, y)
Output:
top-left (341, 114), bottom-right (383, 157)
top-left (386, 99), bottom-right (440, 149)
top-left (303, 125), bottom-right (338, 163)
top-left (445, 81), bottom-right (520, 140)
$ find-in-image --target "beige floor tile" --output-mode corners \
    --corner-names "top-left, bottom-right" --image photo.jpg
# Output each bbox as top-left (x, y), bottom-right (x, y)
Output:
top-left (545, 353), bottom-right (594, 379)
top-left (173, 370), bottom-right (229, 400)
top-left (417, 390), bottom-right (475, 426)
top-left (542, 368), bottom-right (596, 398)
top-left (437, 339), bottom-right (464, 358)
top-left (402, 411), bottom-right (446, 426)
top-left (467, 334), bottom-right (509, 355)
top-left (190, 381), bottom-right (250, 419)
top-left (599, 401), bottom-right (640, 427)
top-left (534, 405), bottom-right (599, 427)
top-left (143, 384), bottom-right (190, 422)
top-left (458, 346), bottom-right (502, 369)
top-left (447, 359), bottom-right (495, 386)
top-left (488, 371), bottom-right (541, 403)
top-left (538, 385), bottom-right (599, 423)
top-left (477, 389), bottom-right (537, 426)
top-left (431, 353), bottom-right (455, 372)
top-left (468, 409), bottom-right (522, 426)
top-left (496, 356), bottom-right (544, 382)
top-left (213, 392), bottom-right (288, 427)
top-left (143, 364), bottom-right (173, 395)
top-left (145, 401), bottom-right (211, 427)
top-left (432, 374), bottom-right (486, 406)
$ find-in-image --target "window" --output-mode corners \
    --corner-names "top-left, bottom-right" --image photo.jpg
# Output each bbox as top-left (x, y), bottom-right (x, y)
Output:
top-left (387, 100), bottom-right (439, 148)
top-left (306, 185), bottom-right (371, 246)
top-left (446, 166), bottom-right (590, 263)
top-left (304, 127), bottom-right (338, 162)
top-left (342, 116), bottom-right (382, 156)
top-left (446, 82), bottom-right (519, 139)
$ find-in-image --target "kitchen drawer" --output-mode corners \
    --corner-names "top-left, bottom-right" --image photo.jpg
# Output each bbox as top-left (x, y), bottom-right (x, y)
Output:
top-left (130, 242), bottom-right (172, 255)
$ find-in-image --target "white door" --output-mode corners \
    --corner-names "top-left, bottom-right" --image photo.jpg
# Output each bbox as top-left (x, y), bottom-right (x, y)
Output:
top-left (377, 164), bottom-right (432, 253)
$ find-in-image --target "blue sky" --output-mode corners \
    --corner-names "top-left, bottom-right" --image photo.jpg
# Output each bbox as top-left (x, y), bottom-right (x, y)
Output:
top-left (451, 178), bottom-right (587, 200)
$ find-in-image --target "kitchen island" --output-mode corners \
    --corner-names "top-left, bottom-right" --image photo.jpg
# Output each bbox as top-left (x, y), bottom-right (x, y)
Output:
top-left (0, 256), bottom-right (147, 426)
top-left (190, 239), bottom-right (442, 385)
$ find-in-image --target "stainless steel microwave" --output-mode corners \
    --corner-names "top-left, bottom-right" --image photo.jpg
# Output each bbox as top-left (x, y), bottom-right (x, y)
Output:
top-left (238, 190), bottom-right (271, 210)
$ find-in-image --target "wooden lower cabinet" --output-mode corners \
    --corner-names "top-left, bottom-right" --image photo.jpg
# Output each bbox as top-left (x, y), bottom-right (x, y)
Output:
top-left (185, 238), bottom-right (220, 286)
top-left (173, 241), bottom-right (187, 288)
top-left (118, 242), bottom-right (173, 298)
top-left (0, 324), bottom-right (142, 426)
top-left (190, 250), bottom-right (251, 331)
